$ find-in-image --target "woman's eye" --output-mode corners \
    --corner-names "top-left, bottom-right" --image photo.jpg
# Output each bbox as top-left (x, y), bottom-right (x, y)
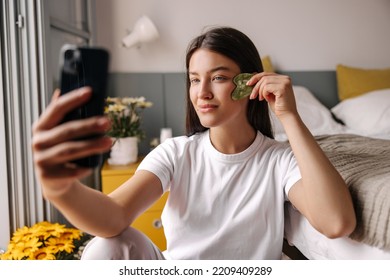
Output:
top-left (190, 78), bottom-right (199, 84)
top-left (213, 76), bottom-right (227, 82)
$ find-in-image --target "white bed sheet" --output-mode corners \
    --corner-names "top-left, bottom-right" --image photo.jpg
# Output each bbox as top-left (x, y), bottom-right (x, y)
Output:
top-left (284, 203), bottom-right (390, 260)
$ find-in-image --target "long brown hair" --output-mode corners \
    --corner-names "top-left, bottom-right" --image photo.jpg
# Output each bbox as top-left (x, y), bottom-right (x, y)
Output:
top-left (185, 26), bottom-right (273, 139)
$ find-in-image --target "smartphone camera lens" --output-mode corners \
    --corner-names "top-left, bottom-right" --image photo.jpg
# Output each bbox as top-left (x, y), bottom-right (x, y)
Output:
top-left (64, 49), bottom-right (74, 60)
top-left (63, 49), bottom-right (81, 74)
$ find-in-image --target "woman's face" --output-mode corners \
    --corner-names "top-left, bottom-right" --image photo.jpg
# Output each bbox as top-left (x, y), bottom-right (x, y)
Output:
top-left (188, 49), bottom-right (249, 130)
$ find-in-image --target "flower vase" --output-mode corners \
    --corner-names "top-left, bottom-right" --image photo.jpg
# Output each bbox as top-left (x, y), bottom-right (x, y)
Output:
top-left (108, 137), bottom-right (138, 165)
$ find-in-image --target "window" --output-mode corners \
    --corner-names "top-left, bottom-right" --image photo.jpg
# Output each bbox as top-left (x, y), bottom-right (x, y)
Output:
top-left (0, 0), bottom-right (96, 250)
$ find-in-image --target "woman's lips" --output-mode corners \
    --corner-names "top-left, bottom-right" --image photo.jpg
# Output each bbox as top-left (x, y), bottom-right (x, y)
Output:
top-left (197, 104), bottom-right (218, 113)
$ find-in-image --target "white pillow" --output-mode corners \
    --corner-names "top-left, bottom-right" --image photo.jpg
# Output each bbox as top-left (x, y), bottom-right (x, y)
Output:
top-left (271, 86), bottom-right (345, 141)
top-left (331, 88), bottom-right (390, 136)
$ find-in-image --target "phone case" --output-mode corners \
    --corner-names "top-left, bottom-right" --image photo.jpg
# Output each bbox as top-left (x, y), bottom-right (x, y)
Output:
top-left (59, 44), bottom-right (110, 167)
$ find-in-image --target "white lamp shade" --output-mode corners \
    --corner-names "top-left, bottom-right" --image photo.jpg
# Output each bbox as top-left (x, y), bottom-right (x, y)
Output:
top-left (122, 15), bottom-right (159, 48)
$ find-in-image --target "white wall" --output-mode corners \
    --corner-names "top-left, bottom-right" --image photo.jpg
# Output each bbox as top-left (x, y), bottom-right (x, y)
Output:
top-left (95, 0), bottom-right (390, 72)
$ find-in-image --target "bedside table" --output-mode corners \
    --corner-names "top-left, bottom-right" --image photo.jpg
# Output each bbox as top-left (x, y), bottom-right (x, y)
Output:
top-left (101, 158), bottom-right (168, 250)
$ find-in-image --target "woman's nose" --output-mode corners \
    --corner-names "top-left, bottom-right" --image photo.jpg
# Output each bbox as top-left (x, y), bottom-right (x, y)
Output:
top-left (198, 81), bottom-right (213, 99)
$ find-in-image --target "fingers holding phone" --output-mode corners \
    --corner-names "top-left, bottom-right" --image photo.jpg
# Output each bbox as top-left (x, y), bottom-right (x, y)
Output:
top-left (32, 87), bottom-right (112, 185)
top-left (36, 87), bottom-right (92, 131)
top-left (33, 88), bottom-right (111, 154)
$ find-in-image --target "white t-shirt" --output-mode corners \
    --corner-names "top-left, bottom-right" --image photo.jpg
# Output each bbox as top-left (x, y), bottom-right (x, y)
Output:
top-left (137, 130), bottom-right (301, 259)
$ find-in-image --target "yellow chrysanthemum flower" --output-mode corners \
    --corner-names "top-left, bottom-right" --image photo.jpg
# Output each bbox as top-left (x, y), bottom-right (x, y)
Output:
top-left (11, 226), bottom-right (35, 243)
top-left (12, 237), bottom-right (42, 260)
top-left (31, 247), bottom-right (57, 260)
top-left (36, 223), bottom-right (65, 240)
top-left (61, 228), bottom-right (82, 240)
top-left (6, 241), bottom-right (17, 251)
top-left (46, 237), bottom-right (75, 254)
top-left (0, 251), bottom-right (13, 260)
top-left (45, 244), bottom-right (60, 255)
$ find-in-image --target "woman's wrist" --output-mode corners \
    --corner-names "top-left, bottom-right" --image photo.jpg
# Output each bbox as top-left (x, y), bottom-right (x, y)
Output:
top-left (278, 112), bottom-right (304, 133)
top-left (41, 180), bottom-right (81, 201)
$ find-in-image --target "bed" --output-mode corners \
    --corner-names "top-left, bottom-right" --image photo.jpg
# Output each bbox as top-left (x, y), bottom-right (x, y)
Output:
top-left (276, 66), bottom-right (390, 260)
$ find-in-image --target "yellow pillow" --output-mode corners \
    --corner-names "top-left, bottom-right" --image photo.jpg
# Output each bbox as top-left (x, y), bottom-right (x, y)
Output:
top-left (261, 56), bottom-right (275, 73)
top-left (336, 64), bottom-right (390, 100)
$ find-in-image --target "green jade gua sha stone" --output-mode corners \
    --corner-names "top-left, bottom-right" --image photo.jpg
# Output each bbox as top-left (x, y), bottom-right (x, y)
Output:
top-left (231, 73), bottom-right (254, 100)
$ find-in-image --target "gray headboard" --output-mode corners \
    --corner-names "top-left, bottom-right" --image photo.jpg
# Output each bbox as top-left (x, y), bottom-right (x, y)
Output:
top-left (281, 71), bottom-right (339, 109)
top-left (107, 71), bottom-right (338, 155)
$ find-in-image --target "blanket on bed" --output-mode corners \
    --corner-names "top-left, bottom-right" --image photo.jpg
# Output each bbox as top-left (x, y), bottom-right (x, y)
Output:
top-left (315, 134), bottom-right (390, 250)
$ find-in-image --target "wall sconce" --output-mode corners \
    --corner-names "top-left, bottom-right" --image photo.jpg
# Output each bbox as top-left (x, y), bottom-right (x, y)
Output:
top-left (122, 15), bottom-right (159, 48)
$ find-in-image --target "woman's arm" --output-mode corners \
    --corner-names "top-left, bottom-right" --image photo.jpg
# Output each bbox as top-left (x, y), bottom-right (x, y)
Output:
top-left (43, 170), bottom-right (163, 238)
top-left (280, 114), bottom-right (356, 238)
top-left (248, 73), bottom-right (356, 238)
top-left (32, 87), bottom-right (162, 237)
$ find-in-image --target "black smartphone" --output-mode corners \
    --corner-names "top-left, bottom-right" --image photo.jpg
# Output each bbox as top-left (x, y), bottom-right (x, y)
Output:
top-left (59, 44), bottom-right (110, 167)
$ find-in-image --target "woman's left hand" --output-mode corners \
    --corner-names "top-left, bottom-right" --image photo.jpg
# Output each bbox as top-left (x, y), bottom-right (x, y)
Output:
top-left (247, 73), bottom-right (298, 120)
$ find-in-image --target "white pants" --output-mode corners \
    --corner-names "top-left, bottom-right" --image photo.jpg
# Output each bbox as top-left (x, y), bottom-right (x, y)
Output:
top-left (81, 227), bottom-right (166, 260)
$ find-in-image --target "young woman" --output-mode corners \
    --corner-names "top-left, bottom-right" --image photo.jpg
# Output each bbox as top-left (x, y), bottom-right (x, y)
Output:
top-left (32, 27), bottom-right (356, 259)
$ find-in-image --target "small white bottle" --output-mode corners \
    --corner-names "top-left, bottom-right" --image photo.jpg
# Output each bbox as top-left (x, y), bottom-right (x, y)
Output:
top-left (160, 128), bottom-right (173, 144)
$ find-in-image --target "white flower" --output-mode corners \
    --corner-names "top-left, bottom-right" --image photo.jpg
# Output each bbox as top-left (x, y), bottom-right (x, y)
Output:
top-left (104, 96), bottom-right (153, 139)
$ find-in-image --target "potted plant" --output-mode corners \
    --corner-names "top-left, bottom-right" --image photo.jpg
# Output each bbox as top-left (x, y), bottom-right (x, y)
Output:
top-left (104, 96), bottom-right (153, 165)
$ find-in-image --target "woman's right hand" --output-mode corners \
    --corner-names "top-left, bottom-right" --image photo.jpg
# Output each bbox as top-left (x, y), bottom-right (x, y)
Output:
top-left (32, 87), bottom-right (112, 194)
